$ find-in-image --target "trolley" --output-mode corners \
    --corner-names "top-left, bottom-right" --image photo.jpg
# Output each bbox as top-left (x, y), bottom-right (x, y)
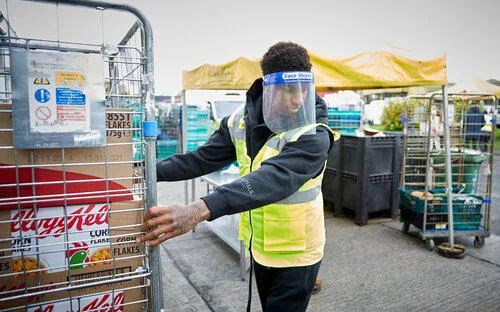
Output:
top-left (400, 91), bottom-right (496, 250)
top-left (0, 0), bottom-right (163, 311)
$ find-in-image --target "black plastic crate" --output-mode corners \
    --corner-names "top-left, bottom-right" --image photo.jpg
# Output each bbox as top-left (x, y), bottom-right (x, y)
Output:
top-left (322, 134), bottom-right (403, 225)
top-left (322, 138), bottom-right (341, 204)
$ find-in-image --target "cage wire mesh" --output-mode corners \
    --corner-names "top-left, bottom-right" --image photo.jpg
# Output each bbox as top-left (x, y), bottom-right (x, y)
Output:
top-left (0, 1), bottom-right (153, 311)
top-left (400, 94), bottom-right (495, 243)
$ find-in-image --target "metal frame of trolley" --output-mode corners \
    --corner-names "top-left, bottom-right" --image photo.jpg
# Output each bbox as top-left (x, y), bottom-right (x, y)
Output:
top-left (400, 91), bottom-right (496, 250)
top-left (0, 1), bottom-right (164, 311)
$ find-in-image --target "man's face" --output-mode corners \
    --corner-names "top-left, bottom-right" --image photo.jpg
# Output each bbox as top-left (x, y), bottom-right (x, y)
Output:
top-left (279, 84), bottom-right (309, 115)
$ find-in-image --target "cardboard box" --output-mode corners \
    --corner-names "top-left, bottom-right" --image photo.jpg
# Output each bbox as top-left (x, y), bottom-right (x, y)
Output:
top-left (24, 287), bottom-right (145, 312)
top-left (0, 200), bottom-right (144, 275)
top-left (0, 200), bottom-right (145, 311)
top-left (0, 261), bottom-right (145, 311)
top-left (0, 107), bottom-right (135, 209)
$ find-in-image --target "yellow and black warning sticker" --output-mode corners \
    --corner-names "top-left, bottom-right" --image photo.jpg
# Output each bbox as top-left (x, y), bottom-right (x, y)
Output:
top-left (34, 77), bottom-right (50, 85)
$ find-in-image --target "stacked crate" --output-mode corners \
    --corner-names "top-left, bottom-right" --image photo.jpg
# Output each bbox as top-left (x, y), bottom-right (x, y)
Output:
top-left (180, 105), bottom-right (211, 151)
top-left (156, 104), bottom-right (180, 159)
top-left (322, 134), bottom-right (403, 224)
top-left (327, 108), bottom-right (362, 134)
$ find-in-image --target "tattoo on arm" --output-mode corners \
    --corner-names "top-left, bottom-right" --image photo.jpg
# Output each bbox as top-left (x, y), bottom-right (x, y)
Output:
top-left (170, 200), bottom-right (211, 235)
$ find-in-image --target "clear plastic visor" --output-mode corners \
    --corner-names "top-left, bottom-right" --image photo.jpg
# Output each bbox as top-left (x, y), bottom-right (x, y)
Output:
top-left (262, 72), bottom-right (316, 133)
top-left (262, 71), bottom-right (316, 134)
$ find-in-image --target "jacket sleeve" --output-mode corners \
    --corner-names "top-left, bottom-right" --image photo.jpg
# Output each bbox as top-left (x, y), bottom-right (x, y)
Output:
top-left (156, 116), bottom-right (236, 181)
top-left (202, 126), bottom-right (333, 220)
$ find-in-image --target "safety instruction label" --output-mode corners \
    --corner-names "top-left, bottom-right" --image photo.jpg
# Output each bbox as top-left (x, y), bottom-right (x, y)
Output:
top-left (56, 87), bottom-right (86, 105)
top-left (27, 51), bottom-right (102, 133)
top-left (56, 71), bottom-right (85, 87)
top-left (34, 88), bottom-right (51, 103)
top-left (57, 106), bottom-right (87, 121)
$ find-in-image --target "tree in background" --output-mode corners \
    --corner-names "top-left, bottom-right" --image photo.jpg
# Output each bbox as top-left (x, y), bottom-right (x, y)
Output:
top-left (381, 101), bottom-right (404, 131)
top-left (380, 99), bottom-right (427, 132)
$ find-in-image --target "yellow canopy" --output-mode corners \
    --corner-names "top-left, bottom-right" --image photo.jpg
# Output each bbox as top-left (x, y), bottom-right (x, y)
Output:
top-left (182, 51), bottom-right (448, 91)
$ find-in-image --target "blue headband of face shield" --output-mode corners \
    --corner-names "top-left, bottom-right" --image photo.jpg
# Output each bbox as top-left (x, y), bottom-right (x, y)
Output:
top-left (263, 71), bottom-right (314, 86)
top-left (262, 71), bottom-right (316, 134)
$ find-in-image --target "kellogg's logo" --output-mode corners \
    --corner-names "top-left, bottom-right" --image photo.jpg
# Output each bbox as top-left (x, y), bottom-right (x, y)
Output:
top-left (82, 292), bottom-right (124, 312)
top-left (28, 292), bottom-right (124, 312)
top-left (11, 204), bottom-right (110, 239)
top-left (0, 282), bottom-right (55, 302)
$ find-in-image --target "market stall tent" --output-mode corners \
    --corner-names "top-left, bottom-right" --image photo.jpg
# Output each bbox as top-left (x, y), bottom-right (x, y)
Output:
top-left (180, 50), bottom-right (449, 182)
top-left (431, 77), bottom-right (500, 98)
top-left (182, 51), bottom-right (448, 91)
top-left (426, 77), bottom-right (500, 116)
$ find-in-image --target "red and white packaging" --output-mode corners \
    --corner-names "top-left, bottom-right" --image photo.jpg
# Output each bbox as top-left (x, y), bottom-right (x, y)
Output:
top-left (0, 201), bottom-right (145, 311)
top-left (28, 291), bottom-right (126, 312)
top-left (27, 289), bottom-right (144, 312)
top-left (1, 200), bottom-right (143, 275)
top-left (0, 107), bottom-right (135, 210)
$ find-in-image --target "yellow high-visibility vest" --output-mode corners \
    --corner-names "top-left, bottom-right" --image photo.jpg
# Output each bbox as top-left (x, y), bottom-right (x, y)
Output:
top-left (227, 105), bottom-right (340, 267)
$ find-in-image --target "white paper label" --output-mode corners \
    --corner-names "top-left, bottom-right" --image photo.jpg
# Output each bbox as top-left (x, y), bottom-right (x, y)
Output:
top-left (27, 51), bottom-right (104, 133)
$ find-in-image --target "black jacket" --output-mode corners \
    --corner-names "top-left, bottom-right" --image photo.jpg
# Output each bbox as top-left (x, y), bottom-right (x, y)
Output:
top-left (156, 78), bottom-right (334, 220)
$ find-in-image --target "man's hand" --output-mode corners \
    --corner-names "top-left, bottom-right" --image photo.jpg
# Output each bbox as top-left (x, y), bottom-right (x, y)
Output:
top-left (136, 199), bottom-right (211, 247)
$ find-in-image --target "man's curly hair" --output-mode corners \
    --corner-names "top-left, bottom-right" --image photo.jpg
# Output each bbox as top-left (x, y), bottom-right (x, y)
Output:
top-left (260, 42), bottom-right (312, 76)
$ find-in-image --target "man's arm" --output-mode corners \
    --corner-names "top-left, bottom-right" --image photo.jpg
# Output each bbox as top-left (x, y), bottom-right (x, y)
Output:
top-left (203, 126), bottom-right (334, 220)
top-left (156, 116), bottom-right (236, 181)
top-left (137, 129), bottom-right (332, 246)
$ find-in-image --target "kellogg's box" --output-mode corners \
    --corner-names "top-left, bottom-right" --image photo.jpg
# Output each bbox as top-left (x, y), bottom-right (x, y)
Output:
top-left (2, 276), bottom-right (145, 311)
top-left (26, 288), bottom-right (145, 312)
top-left (0, 200), bottom-right (145, 310)
top-left (0, 107), bottom-right (136, 209)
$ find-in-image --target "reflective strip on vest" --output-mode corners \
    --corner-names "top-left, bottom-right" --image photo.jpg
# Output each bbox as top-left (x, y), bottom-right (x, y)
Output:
top-left (228, 104), bottom-right (251, 177)
top-left (275, 185), bottom-right (321, 204)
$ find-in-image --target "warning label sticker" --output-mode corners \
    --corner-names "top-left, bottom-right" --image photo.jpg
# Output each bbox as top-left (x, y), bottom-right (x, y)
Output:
top-left (34, 88), bottom-right (51, 103)
top-left (35, 106), bottom-right (52, 120)
top-left (27, 51), bottom-right (103, 133)
top-left (56, 87), bottom-right (86, 105)
top-left (34, 77), bottom-right (50, 84)
top-left (56, 71), bottom-right (85, 87)
top-left (57, 106), bottom-right (87, 121)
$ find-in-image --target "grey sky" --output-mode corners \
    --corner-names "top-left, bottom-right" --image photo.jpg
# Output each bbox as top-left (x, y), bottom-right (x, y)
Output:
top-left (2, 0), bottom-right (499, 94)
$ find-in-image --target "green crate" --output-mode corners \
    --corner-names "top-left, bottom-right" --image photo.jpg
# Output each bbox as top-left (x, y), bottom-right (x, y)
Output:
top-left (431, 149), bottom-right (488, 194)
top-left (156, 139), bottom-right (178, 159)
top-left (453, 213), bottom-right (483, 231)
top-left (398, 189), bottom-right (483, 231)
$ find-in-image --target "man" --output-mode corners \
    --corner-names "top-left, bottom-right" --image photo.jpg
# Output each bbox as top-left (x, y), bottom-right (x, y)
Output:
top-left (138, 42), bottom-right (338, 311)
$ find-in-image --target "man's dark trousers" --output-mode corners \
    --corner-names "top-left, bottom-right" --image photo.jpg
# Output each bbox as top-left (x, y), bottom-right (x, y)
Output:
top-left (253, 259), bottom-right (321, 312)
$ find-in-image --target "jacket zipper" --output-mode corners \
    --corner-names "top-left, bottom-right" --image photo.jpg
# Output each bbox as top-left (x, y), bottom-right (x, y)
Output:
top-left (247, 132), bottom-right (275, 251)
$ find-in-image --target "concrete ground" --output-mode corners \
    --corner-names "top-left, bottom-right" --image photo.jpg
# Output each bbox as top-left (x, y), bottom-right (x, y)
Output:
top-left (156, 155), bottom-right (500, 312)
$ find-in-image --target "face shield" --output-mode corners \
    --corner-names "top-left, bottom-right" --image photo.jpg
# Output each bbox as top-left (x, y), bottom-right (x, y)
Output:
top-left (262, 71), bottom-right (316, 134)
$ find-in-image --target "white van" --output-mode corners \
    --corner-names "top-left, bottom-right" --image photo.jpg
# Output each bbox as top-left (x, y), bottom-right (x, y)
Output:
top-left (208, 91), bottom-right (246, 124)
top-left (184, 90), bottom-right (246, 124)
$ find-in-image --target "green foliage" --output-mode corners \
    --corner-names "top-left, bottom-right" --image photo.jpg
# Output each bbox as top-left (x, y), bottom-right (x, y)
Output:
top-left (380, 99), bottom-right (428, 132)
top-left (381, 101), bottom-right (404, 131)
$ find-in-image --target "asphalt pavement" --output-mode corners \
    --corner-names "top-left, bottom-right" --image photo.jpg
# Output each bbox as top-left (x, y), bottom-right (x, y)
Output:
top-left (156, 155), bottom-right (500, 312)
